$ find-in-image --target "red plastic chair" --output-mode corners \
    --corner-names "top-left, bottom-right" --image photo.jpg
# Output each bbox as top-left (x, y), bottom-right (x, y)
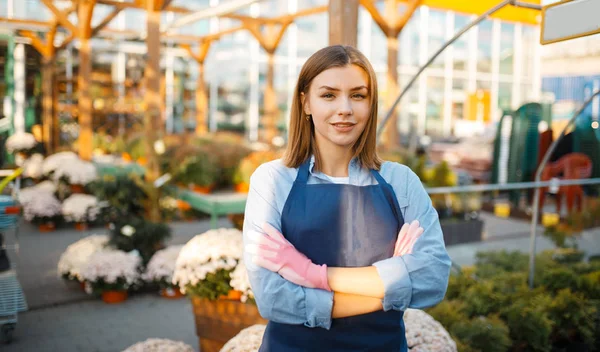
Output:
top-left (539, 153), bottom-right (592, 215)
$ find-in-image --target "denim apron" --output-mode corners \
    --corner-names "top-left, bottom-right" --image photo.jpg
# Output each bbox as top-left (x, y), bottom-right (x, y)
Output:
top-left (259, 159), bottom-right (408, 352)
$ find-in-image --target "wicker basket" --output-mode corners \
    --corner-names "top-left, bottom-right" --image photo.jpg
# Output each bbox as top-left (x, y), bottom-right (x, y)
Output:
top-left (191, 296), bottom-right (267, 352)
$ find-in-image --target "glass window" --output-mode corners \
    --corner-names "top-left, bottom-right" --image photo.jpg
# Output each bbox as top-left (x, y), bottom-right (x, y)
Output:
top-left (428, 10), bottom-right (446, 69)
top-left (399, 9), bottom-right (421, 67)
top-left (499, 23), bottom-right (514, 75)
top-left (215, 59), bottom-right (250, 134)
top-left (498, 82), bottom-right (512, 112)
top-left (522, 26), bottom-right (536, 79)
top-left (426, 76), bottom-right (444, 136)
top-left (453, 14), bottom-right (469, 72)
top-left (477, 80), bottom-right (491, 90)
top-left (398, 74), bottom-right (419, 137)
top-left (452, 78), bottom-right (467, 123)
top-left (477, 20), bottom-right (493, 73)
top-left (296, 13), bottom-right (327, 58)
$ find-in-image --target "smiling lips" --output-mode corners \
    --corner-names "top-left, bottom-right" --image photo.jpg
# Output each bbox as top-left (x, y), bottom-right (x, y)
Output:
top-left (331, 122), bottom-right (356, 132)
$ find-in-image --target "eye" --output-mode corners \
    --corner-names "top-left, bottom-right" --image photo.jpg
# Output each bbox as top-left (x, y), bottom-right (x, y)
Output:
top-left (321, 93), bottom-right (335, 99)
top-left (352, 94), bottom-right (366, 99)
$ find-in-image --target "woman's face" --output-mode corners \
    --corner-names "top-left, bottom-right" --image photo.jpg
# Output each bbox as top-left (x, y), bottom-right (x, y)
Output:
top-left (303, 64), bottom-right (371, 151)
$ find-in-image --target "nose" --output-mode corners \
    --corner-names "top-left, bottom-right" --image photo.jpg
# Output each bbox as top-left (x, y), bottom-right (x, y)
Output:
top-left (338, 97), bottom-right (353, 116)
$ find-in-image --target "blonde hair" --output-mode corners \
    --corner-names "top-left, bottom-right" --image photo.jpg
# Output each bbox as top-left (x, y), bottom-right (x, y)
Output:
top-left (283, 45), bottom-right (382, 171)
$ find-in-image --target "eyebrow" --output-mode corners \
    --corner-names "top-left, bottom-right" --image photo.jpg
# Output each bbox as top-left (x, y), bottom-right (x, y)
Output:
top-left (318, 85), bottom-right (369, 91)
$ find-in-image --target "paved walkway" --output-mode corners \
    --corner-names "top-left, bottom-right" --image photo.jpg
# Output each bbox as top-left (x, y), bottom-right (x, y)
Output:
top-left (1, 213), bottom-right (598, 351)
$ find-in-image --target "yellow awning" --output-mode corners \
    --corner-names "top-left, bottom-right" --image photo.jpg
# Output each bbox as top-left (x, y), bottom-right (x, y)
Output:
top-left (420, 0), bottom-right (541, 25)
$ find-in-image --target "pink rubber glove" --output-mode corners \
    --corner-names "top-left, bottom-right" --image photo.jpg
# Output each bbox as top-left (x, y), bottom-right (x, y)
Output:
top-left (393, 220), bottom-right (424, 257)
top-left (246, 223), bottom-right (331, 291)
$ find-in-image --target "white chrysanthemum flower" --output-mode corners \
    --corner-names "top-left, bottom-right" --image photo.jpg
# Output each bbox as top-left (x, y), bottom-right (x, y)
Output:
top-left (143, 245), bottom-right (183, 284)
top-left (20, 191), bottom-right (61, 221)
top-left (122, 338), bottom-right (194, 352)
top-left (404, 308), bottom-right (457, 352)
top-left (172, 228), bottom-right (243, 294)
top-left (62, 194), bottom-right (100, 223)
top-left (57, 234), bottom-right (109, 281)
top-left (35, 180), bottom-right (57, 193)
top-left (230, 261), bottom-right (254, 303)
top-left (42, 151), bottom-right (79, 175)
top-left (6, 132), bottom-right (36, 153)
top-left (22, 153), bottom-right (44, 179)
top-left (220, 325), bottom-right (266, 352)
top-left (51, 158), bottom-right (98, 185)
top-left (80, 249), bottom-right (141, 289)
top-left (121, 225), bottom-right (136, 237)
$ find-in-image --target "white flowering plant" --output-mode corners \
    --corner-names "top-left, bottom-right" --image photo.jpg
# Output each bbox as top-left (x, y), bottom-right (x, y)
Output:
top-left (122, 338), bottom-right (194, 352)
top-left (172, 228), bottom-right (244, 300)
top-left (42, 151), bottom-right (79, 176)
top-left (6, 132), bottom-right (37, 154)
top-left (220, 324), bottom-right (266, 352)
top-left (230, 261), bottom-right (255, 304)
top-left (18, 189), bottom-right (63, 225)
top-left (80, 249), bottom-right (142, 294)
top-left (57, 234), bottom-right (109, 282)
top-left (143, 245), bottom-right (183, 289)
top-left (61, 194), bottom-right (101, 223)
top-left (51, 158), bottom-right (98, 185)
top-left (22, 153), bottom-right (45, 179)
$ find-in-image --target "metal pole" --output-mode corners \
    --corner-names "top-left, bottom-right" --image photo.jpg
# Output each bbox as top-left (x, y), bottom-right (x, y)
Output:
top-left (376, 0), bottom-right (541, 139)
top-left (528, 89), bottom-right (600, 289)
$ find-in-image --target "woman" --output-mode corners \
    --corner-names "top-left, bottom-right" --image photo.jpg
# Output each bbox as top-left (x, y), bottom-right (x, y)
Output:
top-left (243, 45), bottom-right (451, 351)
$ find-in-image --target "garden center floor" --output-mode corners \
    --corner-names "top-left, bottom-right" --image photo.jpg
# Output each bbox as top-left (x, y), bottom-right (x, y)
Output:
top-left (3, 214), bottom-right (600, 352)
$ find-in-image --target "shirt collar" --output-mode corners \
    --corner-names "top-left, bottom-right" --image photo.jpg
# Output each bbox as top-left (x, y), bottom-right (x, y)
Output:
top-left (308, 154), bottom-right (360, 182)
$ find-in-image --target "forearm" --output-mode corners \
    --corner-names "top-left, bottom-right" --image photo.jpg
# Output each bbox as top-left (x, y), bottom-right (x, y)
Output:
top-left (332, 292), bottom-right (383, 318)
top-left (327, 266), bottom-right (385, 299)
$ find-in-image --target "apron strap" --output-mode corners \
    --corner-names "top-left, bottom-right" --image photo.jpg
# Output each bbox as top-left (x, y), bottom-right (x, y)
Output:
top-left (370, 169), bottom-right (405, 227)
top-left (296, 158), bottom-right (311, 184)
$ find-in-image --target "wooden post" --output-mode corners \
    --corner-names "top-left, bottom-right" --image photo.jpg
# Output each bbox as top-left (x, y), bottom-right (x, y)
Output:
top-left (144, 0), bottom-right (163, 222)
top-left (41, 61), bottom-right (54, 152)
top-left (195, 62), bottom-right (208, 135)
top-left (77, 0), bottom-right (96, 161)
top-left (328, 0), bottom-right (359, 46)
top-left (264, 51), bottom-right (277, 143)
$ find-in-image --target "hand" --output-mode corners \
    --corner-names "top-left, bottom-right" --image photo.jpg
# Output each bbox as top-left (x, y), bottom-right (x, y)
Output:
top-left (393, 220), bottom-right (424, 257)
top-left (245, 223), bottom-right (331, 291)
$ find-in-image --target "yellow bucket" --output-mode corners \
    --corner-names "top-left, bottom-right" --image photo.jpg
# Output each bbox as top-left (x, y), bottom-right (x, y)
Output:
top-left (494, 203), bottom-right (511, 218)
top-left (542, 212), bottom-right (560, 227)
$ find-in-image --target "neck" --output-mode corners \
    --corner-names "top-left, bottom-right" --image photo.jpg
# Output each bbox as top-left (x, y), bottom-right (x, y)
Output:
top-left (315, 139), bottom-right (354, 177)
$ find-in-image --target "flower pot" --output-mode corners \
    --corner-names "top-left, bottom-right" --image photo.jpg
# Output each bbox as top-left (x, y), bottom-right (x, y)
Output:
top-left (177, 200), bottom-right (191, 211)
top-left (137, 157), bottom-right (147, 166)
top-left (160, 287), bottom-right (185, 299)
top-left (70, 184), bottom-right (85, 194)
top-left (191, 184), bottom-right (213, 194)
top-left (38, 222), bottom-right (56, 232)
top-left (101, 290), bottom-right (128, 304)
top-left (191, 296), bottom-right (267, 352)
top-left (74, 222), bottom-right (88, 231)
top-left (234, 183), bottom-right (249, 193)
top-left (122, 152), bottom-right (132, 162)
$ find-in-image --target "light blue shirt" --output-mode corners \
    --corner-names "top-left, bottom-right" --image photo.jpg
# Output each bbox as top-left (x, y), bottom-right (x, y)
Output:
top-left (242, 156), bottom-right (451, 330)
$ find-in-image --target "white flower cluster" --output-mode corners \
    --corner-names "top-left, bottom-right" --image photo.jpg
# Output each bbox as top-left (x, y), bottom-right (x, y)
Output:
top-left (80, 249), bottom-right (141, 288)
top-left (62, 194), bottom-right (100, 222)
top-left (230, 261), bottom-right (254, 303)
top-left (42, 151), bottom-right (79, 175)
top-left (143, 245), bottom-right (183, 283)
top-left (22, 153), bottom-right (45, 179)
top-left (35, 180), bottom-right (57, 193)
top-left (220, 324), bottom-right (266, 352)
top-left (404, 308), bottom-right (457, 352)
top-left (6, 132), bottom-right (36, 153)
top-left (57, 234), bottom-right (109, 281)
top-left (19, 189), bottom-right (62, 221)
top-left (51, 158), bottom-right (98, 185)
top-left (122, 338), bottom-right (194, 352)
top-left (159, 196), bottom-right (179, 211)
top-left (172, 228), bottom-right (243, 293)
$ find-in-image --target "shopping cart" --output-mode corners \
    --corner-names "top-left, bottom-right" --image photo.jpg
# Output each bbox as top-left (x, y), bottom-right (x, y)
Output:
top-left (0, 168), bottom-right (27, 344)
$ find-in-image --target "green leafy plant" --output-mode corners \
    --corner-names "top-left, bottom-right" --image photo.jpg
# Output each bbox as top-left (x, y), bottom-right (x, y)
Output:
top-left (88, 174), bottom-right (148, 222)
top-left (451, 315), bottom-right (511, 352)
top-left (183, 269), bottom-right (234, 301)
top-left (109, 218), bottom-right (171, 265)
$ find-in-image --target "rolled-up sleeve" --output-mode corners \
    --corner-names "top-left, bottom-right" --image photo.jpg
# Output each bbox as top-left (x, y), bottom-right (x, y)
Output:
top-left (243, 164), bottom-right (334, 329)
top-left (373, 166), bottom-right (451, 312)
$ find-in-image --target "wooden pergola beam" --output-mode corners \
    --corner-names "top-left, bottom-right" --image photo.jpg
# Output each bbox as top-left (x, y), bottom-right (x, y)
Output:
top-left (97, 0), bottom-right (191, 12)
top-left (91, 7), bottom-right (123, 37)
top-left (19, 30), bottom-right (50, 57)
top-left (41, 0), bottom-right (79, 36)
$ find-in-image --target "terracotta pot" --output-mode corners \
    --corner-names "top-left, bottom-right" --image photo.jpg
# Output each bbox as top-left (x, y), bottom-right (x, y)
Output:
top-left (74, 222), bottom-right (88, 231)
top-left (218, 289), bottom-right (243, 301)
top-left (38, 223), bottom-right (56, 232)
top-left (70, 184), bottom-right (85, 194)
top-left (177, 200), bottom-right (191, 211)
top-left (80, 281), bottom-right (86, 291)
top-left (122, 152), bottom-right (132, 162)
top-left (234, 183), bottom-right (249, 193)
top-left (137, 157), bottom-right (147, 166)
top-left (102, 290), bottom-right (128, 304)
top-left (191, 184), bottom-right (213, 194)
top-left (160, 287), bottom-right (185, 299)
top-left (191, 296), bottom-right (267, 352)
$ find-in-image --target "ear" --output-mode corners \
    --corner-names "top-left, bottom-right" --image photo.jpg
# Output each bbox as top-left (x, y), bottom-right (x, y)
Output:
top-left (300, 92), bottom-right (311, 115)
